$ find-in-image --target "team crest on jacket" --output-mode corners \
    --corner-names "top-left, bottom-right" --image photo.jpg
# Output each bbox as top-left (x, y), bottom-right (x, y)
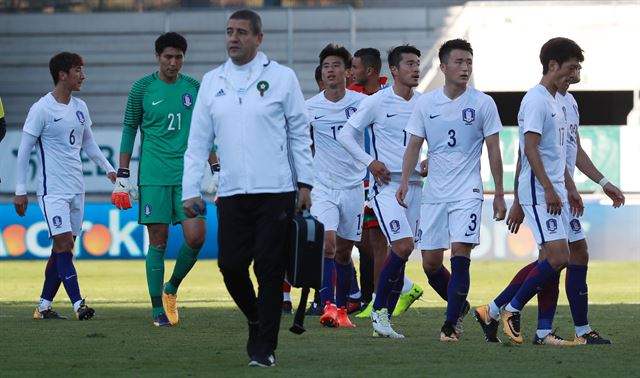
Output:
top-left (182, 93), bottom-right (193, 108)
top-left (546, 219), bottom-right (558, 233)
top-left (76, 111), bottom-right (85, 125)
top-left (345, 106), bottom-right (357, 119)
top-left (52, 215), bottom-right (62, 228)
top-left (462, 108), bottom-right (475, 125)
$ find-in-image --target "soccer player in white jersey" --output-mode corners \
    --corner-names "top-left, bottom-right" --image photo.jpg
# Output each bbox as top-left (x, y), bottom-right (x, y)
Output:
top-left (338, 45), bottom-right (422, 338)
top-left (475, 38), bottom-right (585, 345)
top-left (399, 39), bottom-right (506, 341)
top-left (307, 44), bottom-right (367, 328)
top-left (476, 66), bottom-right (625, 345)
top-left (14, 52), bottom-right (116, 320)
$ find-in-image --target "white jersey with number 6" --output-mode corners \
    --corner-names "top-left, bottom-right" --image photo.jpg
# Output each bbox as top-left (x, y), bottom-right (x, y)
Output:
top-left (23, 92), bottom-right (91, 195)
top-left (405, 86), bottom-right (502, 204)
top-left (517, 84), bottom-right (567, 206)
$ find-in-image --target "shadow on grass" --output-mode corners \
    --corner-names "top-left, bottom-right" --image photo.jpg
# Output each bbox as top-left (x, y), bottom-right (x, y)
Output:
top-left (0, 304), bottom-right (638, 377)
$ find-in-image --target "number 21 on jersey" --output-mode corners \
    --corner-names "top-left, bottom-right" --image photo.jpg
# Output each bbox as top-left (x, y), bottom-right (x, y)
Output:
top-left (168, 112), bottom-right (182, 130)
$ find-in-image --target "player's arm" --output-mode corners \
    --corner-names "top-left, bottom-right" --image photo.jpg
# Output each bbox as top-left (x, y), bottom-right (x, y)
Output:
top-left (523, 132), bottom-right (561, 215)
top-left (14, 104), bottom-right (44, 216)
top-left (397, 133), bottom-right (423, 208)
top-left (282, 69), bottom-right (313, 212)
top-left (182, 74), bottom-right (216, 217)
top-left (338, 96), bottom-right (388, 184)
top-left (575, 133), bottom-right (625, 207)
top-left (485, 133), bottom-right (507, 221)
top-left (112, 82), bottom-right (143, 209)
top-left (564, 166), bottom-right (583, 217)
top-left (507, 149), bottom-right (525, 233)
top-left (82, 124), bottom-right (116, 183)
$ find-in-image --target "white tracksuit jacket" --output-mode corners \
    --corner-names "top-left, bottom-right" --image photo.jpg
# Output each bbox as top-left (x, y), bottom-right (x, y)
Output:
top-left (182, 52), bottom-right (313, 200)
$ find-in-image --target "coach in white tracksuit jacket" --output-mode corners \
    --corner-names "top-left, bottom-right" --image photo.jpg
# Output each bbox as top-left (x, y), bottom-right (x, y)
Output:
top-left (181, 10), bottom-right (313, 367)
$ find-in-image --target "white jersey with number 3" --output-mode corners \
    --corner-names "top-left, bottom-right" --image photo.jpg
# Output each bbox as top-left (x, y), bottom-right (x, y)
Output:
top-left (307, 89), bottom-right (367, 189)
top-left (517, 84), bottom-right (567, 206)
top-left (344, 87), bottom-right (421, 178)
top-left (405, 86), bottom-right (502, 204)
top-left (23, 93), bottom-right (91, 195)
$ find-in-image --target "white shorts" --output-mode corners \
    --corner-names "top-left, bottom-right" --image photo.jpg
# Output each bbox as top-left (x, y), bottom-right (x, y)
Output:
top-left (418, 199), bottom-right (483, 250)
top-left (311, 184), bottom-right (364, 241)
top-left (370, 181), bottom-right (421, 244)
top-left (37, 193), bottom-right (85, 238)
top-left (562, 202), bottom-right (586, 243)
top-left (522, 203), bottom-right (567, 245)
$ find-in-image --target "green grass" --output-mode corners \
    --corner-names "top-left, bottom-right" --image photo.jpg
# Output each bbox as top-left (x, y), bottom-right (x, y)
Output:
top-left (1, 260), bottom-right (639, 377)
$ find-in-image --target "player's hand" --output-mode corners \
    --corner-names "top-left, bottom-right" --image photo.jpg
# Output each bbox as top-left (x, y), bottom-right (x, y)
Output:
top-left (493, 194), bottom-right (507, 221)
top-left (603, 182), bottom-right (625, 208)
top-left (369, 160), bottom-right (390, 185)
top-left (14, 195), bottom-right (28, 217)
top-left (567, 187), bottom-right (584, 217)
top-left (396, 182), bottom-right (409, 208)
top-left (206, 164), bottom-right (220, 196)
top-left (297, 187), bottom-right (312, 212)
top-left (506, 200), bottom-right (524, 234)
top-left (419, 159), bottom-right (429, 177)
top-left (107, 171), bottom-right (116, 184)
top-left (544, 188), bottom-right (562, 215)
top-left (111, 168), bottom-right (138, 210)
top-left (183, 197), bottom-right (206, 218)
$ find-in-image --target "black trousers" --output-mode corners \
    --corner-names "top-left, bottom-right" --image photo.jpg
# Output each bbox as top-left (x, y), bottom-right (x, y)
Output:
top-left (217, 191), bottom-right (295, 356)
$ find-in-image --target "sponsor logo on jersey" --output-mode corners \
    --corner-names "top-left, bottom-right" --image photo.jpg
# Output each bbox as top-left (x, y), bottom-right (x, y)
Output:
top-left (182, 93), bottom-right (193, 108)
top-left (390, 220), bottom-right (400, 234)
top-left (144, 204), bottom-right (152, 216)
top-left (345, 106), bottom-right (357, 119)
top-left (76, 111), bottom-right (86, 125)
top-left (546, 218), bottom-right (557, 233)
top-left (462, 108), bottom-right (475, 125)
top-left (429, 114), bottom-right (440, 119)
top-left (570, 219), bottom-right (582, 232)
top-left (54, 117), bottom-right (63, 122)
top-left (215, 89), bottom-right (226, 97)
top-left (52, 215), bottom-right (62, 228)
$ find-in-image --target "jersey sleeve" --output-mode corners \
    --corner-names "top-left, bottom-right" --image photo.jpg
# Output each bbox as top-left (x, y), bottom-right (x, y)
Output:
top-left (481, 96), bottom-right (503, 137)
top-left (22, 102), bottom-right (46, 137)
top-left (405, 97), bottom-right (427, 138)
top-left (344, 93), bottom-right (378, 131)
top-left (521, 96), bottom-right (546, 135)
top-left (121, 77), bottom-right (150, 154)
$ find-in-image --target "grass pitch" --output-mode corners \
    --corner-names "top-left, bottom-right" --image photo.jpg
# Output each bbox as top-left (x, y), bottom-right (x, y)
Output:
top-left (1, 260), bottom-right (639, 377)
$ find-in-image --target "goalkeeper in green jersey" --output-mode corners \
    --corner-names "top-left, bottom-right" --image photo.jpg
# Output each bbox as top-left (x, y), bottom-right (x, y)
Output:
top-left (112, 32), bottom-right (215, 327)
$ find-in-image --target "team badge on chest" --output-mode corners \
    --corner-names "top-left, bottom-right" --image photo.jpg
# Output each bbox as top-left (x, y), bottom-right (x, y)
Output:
top-left (345, 106), bottom-right (357, 119)
top-left (76, 111), bottom-right (86, 125)
top-left (182, 93), bottom-right (193, 108)
top-left (257, 81), bottom-right (269, 97)
top-left (462, 108), bottom-right (475, 125)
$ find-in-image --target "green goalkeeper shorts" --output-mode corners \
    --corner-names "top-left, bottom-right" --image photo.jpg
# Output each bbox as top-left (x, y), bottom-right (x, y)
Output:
top-left (138, 185), bottom-right (205, 225)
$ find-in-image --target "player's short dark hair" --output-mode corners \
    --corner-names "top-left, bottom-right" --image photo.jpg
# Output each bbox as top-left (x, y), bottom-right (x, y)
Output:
top-left (155, 32), bottom-right (188, 55)
top-left (229, 9), bottom-right (262, 35)
top-left (539, 37), bottom-right (584, 75)
top-left (49, 52), bottom-right (84, 85)
top-left (354, 48), bottom-right (382, 74)
top-left (315, 64), bottom-right (322, 85)
top-left (387, 44), bottom-right (421, 70)
top-left (438, 39), bottom-right (473, 64)
top-left (319, 43), bottom-right (352, 68)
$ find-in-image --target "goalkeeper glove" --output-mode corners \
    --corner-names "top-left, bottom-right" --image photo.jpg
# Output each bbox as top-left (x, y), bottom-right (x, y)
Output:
top-left (206, 163), bottom-right (220, 196)
top-left (111, 168), bottom-right (138, 210)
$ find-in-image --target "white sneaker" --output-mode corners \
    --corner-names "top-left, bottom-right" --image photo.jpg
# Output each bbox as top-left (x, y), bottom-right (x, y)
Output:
top-left (371, 308), bottom-right (404, 338)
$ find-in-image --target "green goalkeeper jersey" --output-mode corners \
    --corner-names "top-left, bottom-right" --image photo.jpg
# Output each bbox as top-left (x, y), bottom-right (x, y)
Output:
top-left (121, 72), bottom-right (200, 186)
